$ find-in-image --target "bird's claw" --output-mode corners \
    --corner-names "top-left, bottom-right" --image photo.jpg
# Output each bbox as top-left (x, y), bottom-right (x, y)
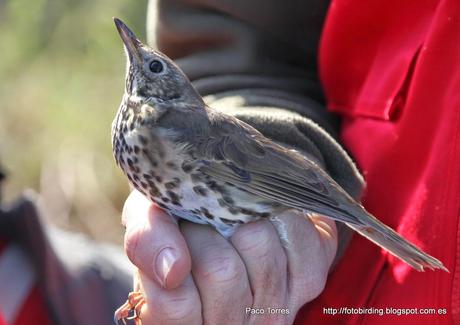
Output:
top-left (114, 291), bottom-right (145, 325)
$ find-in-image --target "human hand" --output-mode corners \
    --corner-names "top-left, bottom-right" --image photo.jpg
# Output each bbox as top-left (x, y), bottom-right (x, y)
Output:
top-left (121, 190), bottom-right (338, 324)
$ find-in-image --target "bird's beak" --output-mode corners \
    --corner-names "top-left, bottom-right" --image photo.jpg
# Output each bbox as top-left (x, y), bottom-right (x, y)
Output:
top-left (114, 17), bottom-right (142, 62)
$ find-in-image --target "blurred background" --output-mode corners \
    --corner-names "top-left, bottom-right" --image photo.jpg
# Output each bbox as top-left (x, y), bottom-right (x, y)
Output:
top-left (0, 0), bottom-right (149, 244)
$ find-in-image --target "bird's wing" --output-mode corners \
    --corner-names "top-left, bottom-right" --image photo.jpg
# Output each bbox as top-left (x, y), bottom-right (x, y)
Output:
top-left (194, 112), bottom-right (365, 225)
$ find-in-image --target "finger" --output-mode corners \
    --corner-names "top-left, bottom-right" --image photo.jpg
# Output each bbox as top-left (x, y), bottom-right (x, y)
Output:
top-left (272, 211), bottom-right (337, 307)
top-left (181, 222), bottom-right (253, 324)
top-left (136, 269), bottom-right (203, 325)
top-left (231, 219), bottom-right (288, 322)
top-left (310, 214), bottom-right (338, 265)
top-left (123, 190), bottom-right (191, 289)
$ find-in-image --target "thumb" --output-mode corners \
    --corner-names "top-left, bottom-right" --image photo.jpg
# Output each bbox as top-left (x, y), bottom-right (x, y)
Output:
top-left (122, 190), bottom-right (191, 289)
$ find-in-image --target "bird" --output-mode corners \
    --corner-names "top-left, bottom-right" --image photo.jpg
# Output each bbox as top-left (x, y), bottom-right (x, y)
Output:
top-left (111, 17), bottom-right (447, 323)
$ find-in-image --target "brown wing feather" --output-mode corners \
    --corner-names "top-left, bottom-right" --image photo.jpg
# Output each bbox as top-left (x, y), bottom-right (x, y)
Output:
top-left (163, 106), bottom-right (446, 271)
top-left (195, 112), bottom-right (366, 225)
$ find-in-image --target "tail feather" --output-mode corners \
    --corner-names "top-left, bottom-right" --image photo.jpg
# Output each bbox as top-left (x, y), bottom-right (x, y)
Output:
top-left (346, 211), bottom-right (448, 272)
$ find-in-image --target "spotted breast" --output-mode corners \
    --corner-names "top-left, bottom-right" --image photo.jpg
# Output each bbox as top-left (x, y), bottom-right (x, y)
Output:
top-left (113, 105), bottom-right (278, 237)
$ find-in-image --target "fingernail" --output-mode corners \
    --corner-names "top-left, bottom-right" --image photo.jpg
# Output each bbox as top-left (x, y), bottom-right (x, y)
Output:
top-left (154, 247), bottom-right (177, 288)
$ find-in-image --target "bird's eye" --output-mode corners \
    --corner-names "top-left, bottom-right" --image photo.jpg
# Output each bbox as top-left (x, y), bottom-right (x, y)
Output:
top-left (149, 60), bottom-right (164, 73)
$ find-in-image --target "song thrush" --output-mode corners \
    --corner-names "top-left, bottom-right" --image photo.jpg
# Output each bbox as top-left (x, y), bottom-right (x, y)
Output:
top-left (111, 18), bottom-right (446, 324)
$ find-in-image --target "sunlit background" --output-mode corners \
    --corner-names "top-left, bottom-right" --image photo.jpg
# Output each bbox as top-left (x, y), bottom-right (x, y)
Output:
top-left (0, 0), bottom-right (149, 244)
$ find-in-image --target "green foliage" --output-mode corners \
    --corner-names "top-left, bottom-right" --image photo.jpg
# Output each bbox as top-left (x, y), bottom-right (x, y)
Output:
top-left (0, 0), bottom-right (149, 243)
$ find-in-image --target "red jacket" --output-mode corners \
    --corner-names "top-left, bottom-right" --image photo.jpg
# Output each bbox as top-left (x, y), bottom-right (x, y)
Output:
top-left (297, 0), bottom-right (460, 323)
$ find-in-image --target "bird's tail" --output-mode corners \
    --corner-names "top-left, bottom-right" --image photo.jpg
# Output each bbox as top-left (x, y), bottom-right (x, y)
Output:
top-left (345, 211), bottom-right (448, 272)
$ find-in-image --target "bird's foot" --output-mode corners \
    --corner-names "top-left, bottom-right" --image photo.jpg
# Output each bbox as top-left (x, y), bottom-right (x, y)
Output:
top-left (114, 291), bottom-right (145, 325)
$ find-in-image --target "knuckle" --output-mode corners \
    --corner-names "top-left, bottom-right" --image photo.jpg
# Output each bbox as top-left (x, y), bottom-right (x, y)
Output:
top-left (121, 191), bottom-right (145, 226)
top-left (155, 293), bottom-right (200, 321)
top-left (194, 247), bottom-right (245, 285)
top-left (234, 222), bottom-right (273, 255)
top-left (302, 267), bottom-right (328, 301)
top-left (124, 228), bottom-right (142, 265)
top-left (306, 278), bottom-right (327, 301)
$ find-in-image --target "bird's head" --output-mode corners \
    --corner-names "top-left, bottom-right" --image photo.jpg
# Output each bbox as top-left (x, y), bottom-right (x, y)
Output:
top-left (114, 18), bottom-right (201, 105)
